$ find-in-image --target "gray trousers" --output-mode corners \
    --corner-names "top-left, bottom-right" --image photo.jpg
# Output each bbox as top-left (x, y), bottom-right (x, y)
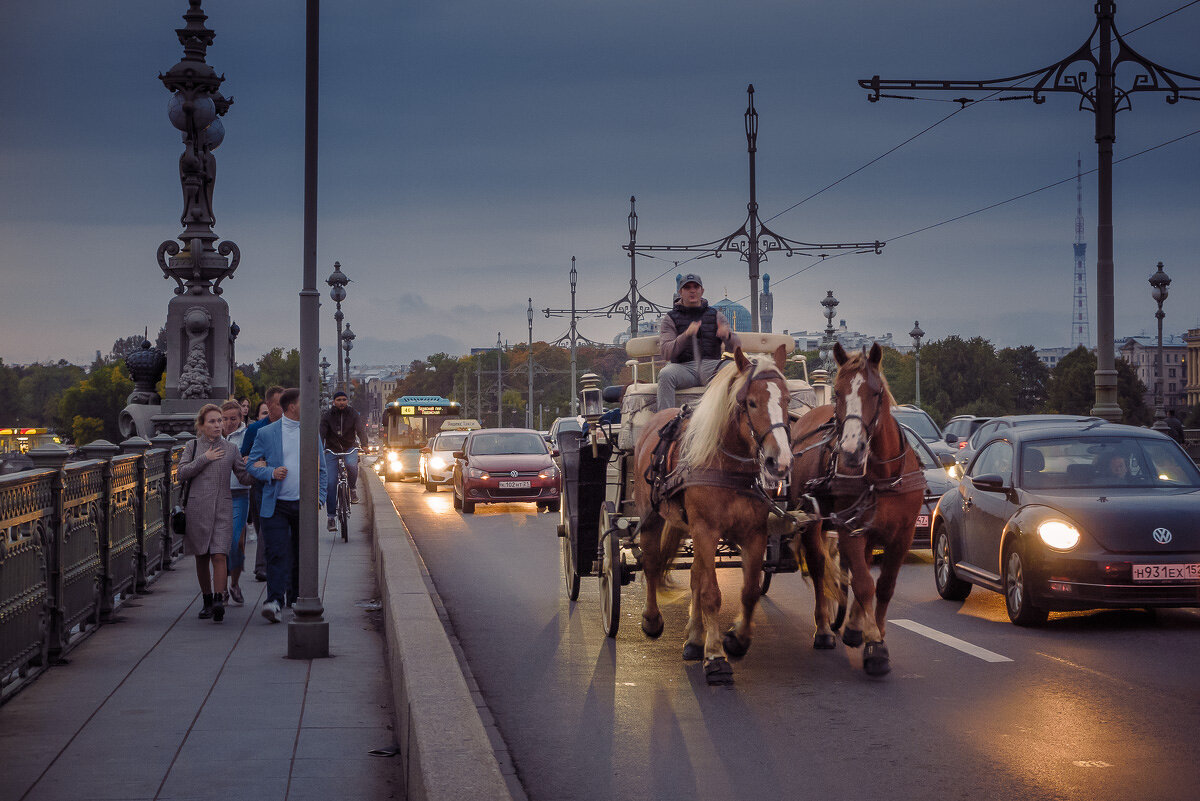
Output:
top-left (657, 358), bottom-right (726, 411)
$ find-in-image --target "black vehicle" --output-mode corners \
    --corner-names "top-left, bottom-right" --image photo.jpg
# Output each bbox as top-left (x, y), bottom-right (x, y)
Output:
top-left (956, 414), bottom-right (1103, 468)
top-left (931, 422), bottom-right (1200, 625)
top-left (893, 405), bottom-right (956, 462)
top-left (898, 424), bottom-right (959, 549)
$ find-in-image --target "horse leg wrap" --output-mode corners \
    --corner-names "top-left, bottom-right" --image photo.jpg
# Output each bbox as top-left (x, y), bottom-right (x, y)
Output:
top-left (681, 642), bottom-right (704, 661)
top-left (862, 641), bottom-right (891, 677)
top-left (703, 656), bottom-right (734, 685)
top-left (722, 627), bottom-right (750, 659)
top-left (641, 612), bottom-right (664, 639)
top-left (842, 628), bottom-right (864, 648)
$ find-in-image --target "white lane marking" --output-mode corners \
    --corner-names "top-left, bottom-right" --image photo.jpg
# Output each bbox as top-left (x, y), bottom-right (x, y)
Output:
top-left (891, 619), bottom-right (1013, 663)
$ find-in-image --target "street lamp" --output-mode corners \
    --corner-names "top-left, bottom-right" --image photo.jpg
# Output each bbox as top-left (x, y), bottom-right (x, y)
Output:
top-left (341, 322), bottom-right (355, 398)
top-left (496, 332), bottom-right (504, 429)
top-left (527, 298), bottom-right (534, 428)
top-left (326, 261), bottom-right (348, 389)
top-left (910, 321), bottom-right (925, 409)
top-left (1149, 262), bottom-right (1171, 430)
top-left (319, 355), bottom-right (331, 407)
top-left (820, 291), bottom-right (839, 371)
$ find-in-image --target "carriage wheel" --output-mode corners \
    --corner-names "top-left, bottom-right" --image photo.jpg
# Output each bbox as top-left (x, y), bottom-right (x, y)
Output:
top-left (561, 532), bottom-right (580, 601)
top-left (599, 528), bottom-right (621, 637)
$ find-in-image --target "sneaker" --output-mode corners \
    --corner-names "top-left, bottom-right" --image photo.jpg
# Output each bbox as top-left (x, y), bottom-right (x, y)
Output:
top-left (261, 600), bottom-right (281, 623)
top-left (228, 585), bottom-right (244, 606)
top-left (198, 593), bottom-right (214, 619)
top-left (211, 596), bottom-right (225, 623)
top-left (327, 517), bottom-right (337, 532)
top-left (350, 490), bottom-right (359, 504)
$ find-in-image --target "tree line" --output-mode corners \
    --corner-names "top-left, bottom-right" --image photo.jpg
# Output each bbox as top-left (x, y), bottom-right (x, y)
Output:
top-left (2, 333), bottom-right (1188, 447)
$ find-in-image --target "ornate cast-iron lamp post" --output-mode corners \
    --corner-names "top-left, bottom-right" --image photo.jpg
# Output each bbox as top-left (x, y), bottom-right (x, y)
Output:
top-left (341, 323), bottom-right (355, 399)
top-left (820, 291), bottom-right (839, 371)
top-left (527, 299), bottom-right (534, 428)
top-left (496, 333), bottom-right (504, 428)
top-left (319, 355), bottom-right (331, 408)
top-left (910, 321), bottom-right (925, 408)
top-left (626, 87), bottom-right (883, 333)
top-left (1149, 262), bottom-right (1171, 430)
top-left (326, 261), bottom-right (348, 390)
top-left (859, 2), bottom-right (1200, 421)
top-left (152, 0), bottom-right (241, 434)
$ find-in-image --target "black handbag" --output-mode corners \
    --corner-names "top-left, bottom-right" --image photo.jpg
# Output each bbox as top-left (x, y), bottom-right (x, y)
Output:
top-left (171, 442), bottom-right (194, 535)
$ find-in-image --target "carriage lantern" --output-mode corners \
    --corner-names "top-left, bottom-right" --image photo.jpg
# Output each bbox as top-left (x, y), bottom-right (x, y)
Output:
top-left (578, 373), bottom-right (603, 421)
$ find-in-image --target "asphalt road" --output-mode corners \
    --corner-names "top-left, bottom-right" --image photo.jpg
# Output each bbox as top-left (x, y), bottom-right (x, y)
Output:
top-left (384, 479), bottom-right (1200, 801)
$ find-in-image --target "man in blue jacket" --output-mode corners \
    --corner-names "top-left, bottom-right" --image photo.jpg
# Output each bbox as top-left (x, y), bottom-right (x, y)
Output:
top-left (247, 387), bottom-right (327, 622)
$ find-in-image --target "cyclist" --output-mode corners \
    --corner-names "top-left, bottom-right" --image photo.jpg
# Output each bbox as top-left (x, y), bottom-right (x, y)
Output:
top-left (320, 391), bottom-right (369, 532)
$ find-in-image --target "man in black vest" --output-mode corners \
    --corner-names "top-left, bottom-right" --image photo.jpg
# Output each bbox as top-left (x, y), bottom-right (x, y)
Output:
top-left (656, 273), bottom-right (741, 410)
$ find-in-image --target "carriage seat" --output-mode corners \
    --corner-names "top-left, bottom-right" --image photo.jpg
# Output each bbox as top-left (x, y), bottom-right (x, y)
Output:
top-left (617, 332), bottom-right (815, 449)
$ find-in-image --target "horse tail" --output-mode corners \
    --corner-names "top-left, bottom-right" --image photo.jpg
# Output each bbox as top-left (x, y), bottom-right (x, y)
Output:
top-left (651, 520), bottom-right (688, 599)
top-left (822, 535), bottom-right (847, 607)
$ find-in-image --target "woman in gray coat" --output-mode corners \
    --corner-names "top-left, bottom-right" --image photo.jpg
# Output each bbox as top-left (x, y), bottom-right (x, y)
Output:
top-left (179, 403), bottom-right (252, 622)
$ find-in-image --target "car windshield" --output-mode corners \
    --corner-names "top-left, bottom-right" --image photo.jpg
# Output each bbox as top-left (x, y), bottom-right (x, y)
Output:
top-left (1020, 436), bottom-right (1200, 490)
top-left (469, 432), bottom-right (548, 456)
top-left (900, 427), bottom-right (938, 469)
top-left (894, 410), bottom-right (940, 441)
top-left (433, 432), bottom-right (467, 452)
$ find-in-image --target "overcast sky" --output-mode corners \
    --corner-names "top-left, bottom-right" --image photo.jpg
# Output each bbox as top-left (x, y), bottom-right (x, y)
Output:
top-left (2, 1), bottom-right (1198, 368)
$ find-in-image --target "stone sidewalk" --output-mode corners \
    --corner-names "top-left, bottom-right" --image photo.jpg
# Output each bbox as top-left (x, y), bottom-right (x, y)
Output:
top-left (0, 509), bottom-right (402, 801)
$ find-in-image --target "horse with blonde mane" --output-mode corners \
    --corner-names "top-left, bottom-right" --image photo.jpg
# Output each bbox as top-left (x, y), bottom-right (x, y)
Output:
top-left (633, 345), bottom-right (792, 685)
top-left (789, 342), bottom-right (925, 677)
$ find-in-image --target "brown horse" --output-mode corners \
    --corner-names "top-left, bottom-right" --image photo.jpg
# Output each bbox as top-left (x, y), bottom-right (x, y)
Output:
top-left (789, 342), bottom-right (925, 677)
top-left (634, 346), bottom-right (792, 685)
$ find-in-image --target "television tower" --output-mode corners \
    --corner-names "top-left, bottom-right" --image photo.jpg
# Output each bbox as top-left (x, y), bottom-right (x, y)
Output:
top-left (1071, 156), bottom-right (1090, 348)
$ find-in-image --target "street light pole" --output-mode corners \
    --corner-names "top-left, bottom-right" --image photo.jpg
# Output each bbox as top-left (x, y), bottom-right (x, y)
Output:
top-left (910, 321), bottom-right (925, 408)
top-left (859, 1), bottom-right (1200, 421)
top-left (820, 291), bottom-right (839, 371)
top-left (542, 257), bottom-right (618, 416)
top-left (496, 333), bottom-right (503, 428)
top-left (341, 322), bottom-right (355, 399)
top-left (291, 0), bottom-right (327, 659)
top-left (527, 298), bottom-right (534, 429)
top-left (326, 261), bottom-right (348, 390)
top-left (1149, 262), bottom-right (1171, 430)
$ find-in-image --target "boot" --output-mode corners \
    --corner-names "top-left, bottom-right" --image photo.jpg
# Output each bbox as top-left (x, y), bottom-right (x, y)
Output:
top-left (199, 593), bottom-right (214, 619)
top-left (211, 593), bottom-right (225, 623)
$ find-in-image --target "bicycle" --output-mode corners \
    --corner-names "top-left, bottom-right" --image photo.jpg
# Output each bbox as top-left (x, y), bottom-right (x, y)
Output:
top-left (325, 447), bottom-right (360, 542)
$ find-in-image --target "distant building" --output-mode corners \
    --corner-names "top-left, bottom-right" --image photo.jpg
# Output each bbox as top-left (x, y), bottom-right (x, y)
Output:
top-left (1037, 346), bottom-right (1075, 370)
top-left (784, 320), bottom-right (896, 353)
top-left (713, 296), bottom-right (753, 333)
top-left (1119, 334), bottom-right (1188, 413)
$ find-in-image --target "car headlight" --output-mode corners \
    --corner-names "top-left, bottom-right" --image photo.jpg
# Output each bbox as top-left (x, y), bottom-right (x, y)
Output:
top-left (467, 467), bottom-right (489, 480)
top-left (429, 456), bottom-right (448, 471)
top-left (538, 465), bottom-right (559, 480)
top-left (946, 463), bottom-right (963, 481)
top-left (1038, 520), bottom-right (1081, 550)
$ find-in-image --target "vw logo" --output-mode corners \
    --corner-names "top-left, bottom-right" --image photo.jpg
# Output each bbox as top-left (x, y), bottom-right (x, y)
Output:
top-left (510, 470), bottom-right (518, 477)
top-left (1152, 527), bottom-right (1173, 545)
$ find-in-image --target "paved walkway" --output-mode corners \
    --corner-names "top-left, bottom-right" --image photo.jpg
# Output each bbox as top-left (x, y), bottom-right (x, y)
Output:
top-left (0, 509), bottom-right (402, 801)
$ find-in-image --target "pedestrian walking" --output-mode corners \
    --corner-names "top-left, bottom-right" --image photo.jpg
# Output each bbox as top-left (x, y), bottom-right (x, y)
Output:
top-left (247, 388), bottom-right (327, 622)
top-left (178, 404), bottom-right (252, 622)
top-left (242, 387), bottom-right (284, 583)
top-left (1164, 408), bottom-right (1186, 444)
top-left (220, 400), bottom-right (250, 606)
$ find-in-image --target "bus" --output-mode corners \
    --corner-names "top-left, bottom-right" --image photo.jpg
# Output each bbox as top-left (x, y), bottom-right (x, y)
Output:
top-left (379, 396), bottom-right (478, 481)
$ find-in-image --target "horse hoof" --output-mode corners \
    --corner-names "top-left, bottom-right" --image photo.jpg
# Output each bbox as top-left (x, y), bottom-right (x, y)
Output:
top-left (842, 628), bottom-right (864, 648)
top-left (703, 657), bottom-right (734, 685)
top-left (863, 641), bottom-right (891, 677)
top-left (641, 613), bottom-right (664, 639)
top-left (813, 633), bottom-right (837, 650)
top-left (682, 642), bottom-right (704, 661)
top-left (722, 628), bottom-right (750, 658)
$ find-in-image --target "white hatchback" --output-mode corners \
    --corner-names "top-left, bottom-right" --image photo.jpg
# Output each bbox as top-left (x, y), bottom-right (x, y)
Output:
top-left (421, 430), bottom-right (469, 492)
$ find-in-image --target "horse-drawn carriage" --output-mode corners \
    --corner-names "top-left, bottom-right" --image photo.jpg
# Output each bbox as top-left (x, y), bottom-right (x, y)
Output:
top-left (557, 333), bottom-right (926, 685)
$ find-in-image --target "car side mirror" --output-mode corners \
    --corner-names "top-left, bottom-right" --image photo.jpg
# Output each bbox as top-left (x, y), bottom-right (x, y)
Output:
top-left (452, 451), bottom-right (464, 460)
top-left (972, 473), bottom-right (1007, 491)
top-left (938, 453), bottom-right (956, 469)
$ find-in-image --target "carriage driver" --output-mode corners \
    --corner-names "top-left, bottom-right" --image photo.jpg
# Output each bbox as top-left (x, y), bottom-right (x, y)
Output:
top-left (656, 273), bottom-right (742, 411)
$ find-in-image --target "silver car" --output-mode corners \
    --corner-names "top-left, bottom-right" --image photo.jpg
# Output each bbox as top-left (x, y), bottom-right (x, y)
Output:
top-left (421, 430), bottom-right (468, 492)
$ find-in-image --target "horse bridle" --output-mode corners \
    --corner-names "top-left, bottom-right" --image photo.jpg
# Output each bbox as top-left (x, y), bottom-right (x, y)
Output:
top-left (728, 364), bottom-right (792, 474)
top-left (831, 374), bottom-right (885, 478)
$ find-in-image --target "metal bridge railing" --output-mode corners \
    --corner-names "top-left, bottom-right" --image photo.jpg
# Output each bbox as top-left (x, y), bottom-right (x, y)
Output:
top-left (0, 435), bottom-right (189, 702)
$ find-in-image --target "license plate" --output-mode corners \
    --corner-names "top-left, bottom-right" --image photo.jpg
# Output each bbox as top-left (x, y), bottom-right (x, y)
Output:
top-left (498, 480), bottom-right (531, 489)
top-left (915, 514), bottom-right (930, 528)
top-left (1132, 563), bottom-right (1200, 582)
